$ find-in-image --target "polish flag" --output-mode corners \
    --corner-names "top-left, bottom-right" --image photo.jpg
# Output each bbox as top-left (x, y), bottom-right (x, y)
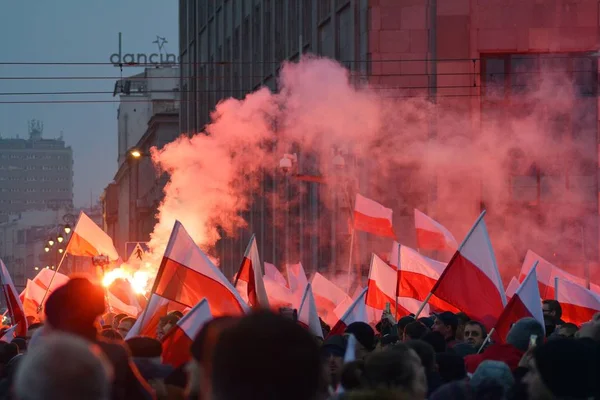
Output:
top-left (396, 244), bottom-right (459, 313)
top-left (264, 262), bottom-right (288, 287)
top-left (234, 235), bottom-right (269, 309)
top-left (414, 209), bottom-right (458, 251)
top-left (311, 273), bottom-right (352, 327)
top-left (263, 275), bottom-right (295, 309)
top-left (125, 293), bottom-right (186, 339)
top-left (162, 299), bottom-right (213, 368)
top-left (30, 269), bottom-right (70, 293)
top-left (107, 291), bottom-right (140, 317)
top-left (555, 278), bottom-right (600, 326)
top-left (505, 277), bottom-right (520, 300)
top-left (0, 260), bottom-right (27, 336)
top-left (20, 269), bottom-right (70, 316)
top-left (430, 213), bottom-right (506, 330)
top-left (20, 280), bottom-right (46, 319)
top-left (66, 212), bottom-right (119, 260)
top-left (298, 284), bottom-right (323, 338)
top-left (350, 286), bottom-right (382, 325)
top-left (353, 194), bottom-right (395, 238)
top-left (495, 264), bottom-right (544, 342)
top-left (366, 255), bottom-right (412, 317)
top-left (287, 263), bottom-right (308, 309)
top-left (329, 288), bottom-right (368, 336)
top-left (519, 250), bottom-right (599, 299)
top-left (151, 221), bottom-right (249, 316)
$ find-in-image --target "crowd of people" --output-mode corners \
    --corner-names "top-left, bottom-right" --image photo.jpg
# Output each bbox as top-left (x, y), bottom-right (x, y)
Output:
top-left (0, 277), bottom-right (597, 400)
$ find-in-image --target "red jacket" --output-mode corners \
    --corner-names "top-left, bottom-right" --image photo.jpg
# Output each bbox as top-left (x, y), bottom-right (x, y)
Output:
top-left (464, 343), bottom-right (524, 373)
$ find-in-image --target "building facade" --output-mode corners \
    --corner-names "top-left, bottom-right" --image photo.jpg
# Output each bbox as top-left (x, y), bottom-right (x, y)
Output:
top-left (179, 0), bottom-right (600, 283)
top-left (0, 120), bottom-right (73, 217)
top-left (103, 67), bottom-right (180, 256)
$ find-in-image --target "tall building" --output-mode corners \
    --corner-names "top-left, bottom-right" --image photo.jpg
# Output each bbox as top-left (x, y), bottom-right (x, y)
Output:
top-left (179, 0), bottom-right (600, 282)
top-left (0, 120), bottom-right (73, 217)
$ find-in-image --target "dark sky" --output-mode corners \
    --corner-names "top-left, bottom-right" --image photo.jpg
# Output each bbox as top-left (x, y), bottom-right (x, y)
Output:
top-left (0, 0), bottom-right (178, 207)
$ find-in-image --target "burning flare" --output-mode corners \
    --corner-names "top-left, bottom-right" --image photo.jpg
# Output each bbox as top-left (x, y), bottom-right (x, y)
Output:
top-left (102, 265), bottom-right (151, 295)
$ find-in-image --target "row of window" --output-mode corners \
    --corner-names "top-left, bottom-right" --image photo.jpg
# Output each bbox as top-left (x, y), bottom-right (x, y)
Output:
top-left (0, 177), bottom-right (70, 181)
top-left (0, 188), bottom-right (70, 193)
top-left (0, 154), bottom-right (70, 160)
top-left (0, 166), bottom-right (71, 171)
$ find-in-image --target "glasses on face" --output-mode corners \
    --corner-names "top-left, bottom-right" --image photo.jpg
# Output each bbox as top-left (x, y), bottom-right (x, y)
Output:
top-left (463, 330), bottom-right (481, 338)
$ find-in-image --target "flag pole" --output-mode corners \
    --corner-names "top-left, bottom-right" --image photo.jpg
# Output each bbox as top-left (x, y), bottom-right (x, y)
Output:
top-left (395, 242), bottom-right (400, 319)
top-left (345, 189), bottom-right (357, 293)
top-left (554, 277), bottom-right (559, 301)
top-left (0, 264), bottom-right (15, 328)
top-left (413, 210), bottom-right (487, 319)
top-left (477, 328), bottom-right (494, 353)
top-left (37, 240), bottom-right (70, 313)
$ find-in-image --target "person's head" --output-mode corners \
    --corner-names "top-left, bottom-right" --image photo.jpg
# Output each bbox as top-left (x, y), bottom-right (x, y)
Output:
top-left (506, 317), bottom-right (544, 352)
top-left (99, 328), bottom-right (123, 342)
top-left (556, 322), bottom-right (578, 339)
top-left (126, 336), bottom-right (162, 360)
top-left (11, 337), bottom-right (27, 353)
top-left (345, 322), bottom-right (376, 360)
top-left (524, 339), bottom-right (597, 400)
top-left (432, 312), bottom-right (458, 341)
top-left (156, 312), bottom-right (181, 341)
top-left (455, 312), bottom-right (470, 341)
top-left (470, 360), bottom-right (514, 395)
top-left (421, 331), bottom-right (446, 353)
top-left (417, 317), bottom-right (434, 330)
top-left (403, 321), bottom-right (428, 341)
top-left (0, 342), bottom-right (19, 365)
top-left (405, 340), bottom-right (436, 373)
top-left (116, 317), bottom-right (136, 338)
top-left (339, 360), bottom-right (365, 392)
top-left (187, 316), bottom-right (239, 399)
top-left (111, 313), bottom-right (127, 330)
top-left (14, 333), bottom-right (113, 400)
top-left (25, 323), bottom-right (42, 342)
top-left (542, 300), bottom-right (562, 321)
top-left (44, 278), bottom-right (106, 341)
top-left (362, 343), bottom-right (427, 400)
top-left (463, 320), bottom-right (487, 349)
top-left (436, 352), bottom-right (467, 383)
top-left (321, 335), bottom-right (347, 387)
top-left (211, 311), bottom-right (320, 400)
top-left (396, 316), bottom-right (415, 338)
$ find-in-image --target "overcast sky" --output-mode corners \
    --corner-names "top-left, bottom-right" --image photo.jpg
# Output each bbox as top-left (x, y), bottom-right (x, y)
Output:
top-left (0, 0), bottom-right (178, 207)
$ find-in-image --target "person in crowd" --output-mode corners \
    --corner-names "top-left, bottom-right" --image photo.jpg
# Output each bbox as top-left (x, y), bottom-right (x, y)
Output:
top-left (210, 311), bottom-right (321, 400)
top-left (462, 320), bottom-right (487, 350)
top-left (345, 322), bottom-right (376, 360)
top-left (522, 338), bottom-right (597, 400)
top-left (378, 333), bottom-right (399, 350)
top-left (101, 328), bottom-right (123, 342)
top-left (464, 317), bottom-right (544, 373)
top-left (117, 317), bottom-right (136, 338)
top-left (405, 340), bottom-right (443, 396)
top-left (125, 336), bottom-right (174, 399)
top-left (25, 323), bottom-right (42, 344)
top-left (338, 360), bottom-right (365, 393)
top-left (11, 338), bottom-right (26, 354)
top-left (112, 314), bottom-right (128, 331)
top-left (403, 321), bottom-right (428, 341)
top-left (395, 316), bottom-right (415, 339)
top-left (543, 314), bottom-right (558, 338)
top-left (435, 352), bottom-right (466, 383)
top-left (156, 312), bottom-right (181, 341)
top-left (418, 317), bottom-right (434, 330)
top-left (321, 335), bottom-right (346, 391)
top-left (542, 299), bottom-right (564, 326)
top-left (432, 312), bottom-right (459, 348)
top-left (43, 277), bottom-right (154, 400)
top-left (361, 343), bottom-right (427, 400)
top-left (556, 322), bottom-right (578, 339)
top-left (186, 316), bottom-right (239, 400)
top-left (421, 331), bottom-right (447, 353)
top-left (455, 312), bottom-right (470, 341)
top-left (13, 333), bottom-right (113, 400)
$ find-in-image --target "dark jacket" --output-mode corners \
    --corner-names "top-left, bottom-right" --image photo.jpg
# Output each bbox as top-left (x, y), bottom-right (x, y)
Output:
top-left (464, 343), bottom-right (524, 374)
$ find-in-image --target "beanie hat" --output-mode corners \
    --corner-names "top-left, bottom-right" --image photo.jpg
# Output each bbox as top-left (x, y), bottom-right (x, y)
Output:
top-left (45, 278), bottom-right (105, 339)
top-left (321, 335), bottom-right (347, 358)
top-left (533, 339), bottom-right (597, 399)
top-left (470, 360), bottom-right (514, 393)
top-left (506, 317), bottom-right (544, 352)
top-left (345, 322), bottom-right (375, 351)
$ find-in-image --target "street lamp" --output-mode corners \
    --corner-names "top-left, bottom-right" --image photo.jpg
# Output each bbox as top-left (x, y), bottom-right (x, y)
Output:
top-left (34, 267), bottom-right (39, 271)
top-left (57, 234), bottom-right (64, 243)
top-left (44, 246), bottom-right (50, 253)
top-left (129, 149), bottom-right (142, 159)
top-left (58, 248), bottom-right (64, 254)
top-left (64, 224), bottom-right (71, 234)
top-left (48, 238), bottom-right (54, 247)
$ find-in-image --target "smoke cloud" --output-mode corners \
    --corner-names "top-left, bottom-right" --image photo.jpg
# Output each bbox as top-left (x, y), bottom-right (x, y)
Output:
top-left (146, 55), bottom-right (597, 284)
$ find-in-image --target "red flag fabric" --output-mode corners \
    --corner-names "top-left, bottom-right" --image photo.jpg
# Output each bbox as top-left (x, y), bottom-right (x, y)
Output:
top-left (162, 299), bottom-right (213, 368)
top-left (329, 288), bottom-right (368, 336)
top-left (495, 265), bottom-right (544, 342)
top-left (555, 277), bottom-right (600, 326)
top-left (353, 194), bottom-right (395, 238)
top-left (152, 221), bottom-right (249, 316)
top-left (414, 209), bottom-right (458, 251)
top-left (366, 255), bottom-right (412, 317)
top-left (0, 260), bottom-right (27, 336)
top-left (66, 212), bottom-right (119, 260)
top-left (234, 235), bottom-right (269, 309)
top-left (430, 213), bottom-right (506, 330)
top-left (125, 293), bottom-right (187, 340)
top-left (505, 277), bottom-right (520, 301)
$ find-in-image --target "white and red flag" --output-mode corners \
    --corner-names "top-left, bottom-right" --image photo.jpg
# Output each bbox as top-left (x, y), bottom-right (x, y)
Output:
top-left (329, 288), bottom-right (368, 336)
top-left (353, 194), bottom-right (395, 238)
top-left (20, 280), bottom-right (46, 320)
top-left (395, 244), bottom-right (459, 313)
top-left (162, 299), bottom-right (213, 368)
top-left (234, 235), bottom-right (269, 309)
top-left (151, 221), bottom-right (249, 316)
top-left (505, 277), bottom-right (520, 300)
top-left (125, 293), bottom-right (187, 339)
top-left (414, 209), bottom-right (458, 251)
top-left (495, 264), bottom-right (544, 342)
top-left (0, 260), bottom-right (27, 336)
top-left (20, 269), bottom-right (70, 318)
top-left (298, 283), bottom-right (323, 339)
top-left (430, 212), bottom-right (506, 330)
top-left (264, 262), bottom-right (288, 287)
top-left (311, 273), bottom-right (351, 327)
top-left (287, 262), bottom-right (308, 309)
top-left (263, 275), bottom-right (295, 309)
top-left (555, 277), bottom-right (600, 326)
top-left (66, 212), bottom-right (119, 260)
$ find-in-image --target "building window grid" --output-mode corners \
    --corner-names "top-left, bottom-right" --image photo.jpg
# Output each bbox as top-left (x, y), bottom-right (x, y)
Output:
top-left (243, 16), bottom-right (251, 91)
top-left (263, 0), bottom-right (272, 76)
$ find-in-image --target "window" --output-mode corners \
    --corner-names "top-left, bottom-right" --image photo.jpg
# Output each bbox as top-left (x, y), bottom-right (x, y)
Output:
top-left (243, 16), bottom-right (250, 90)
top-left (336, 5), bottom-right (352, 68)
top-left (263, 0), bottom-right (272, 74)
top-left (303, 0), bottom-right (312, 45)
top-left (274, 1), bottom-right (284, 61)
top-left (289, 0), bottom-right (298, 55)
top-left (319, 0), bottom-right (331, 21)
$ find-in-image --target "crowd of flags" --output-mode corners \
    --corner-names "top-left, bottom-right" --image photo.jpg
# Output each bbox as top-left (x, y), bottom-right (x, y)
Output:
top-left (0, 192), bottom-right (598, 365)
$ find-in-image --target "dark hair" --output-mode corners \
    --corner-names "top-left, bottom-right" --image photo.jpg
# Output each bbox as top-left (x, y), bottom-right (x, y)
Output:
top-left (340, 360), bottom-right (365, 391)
top-left (11, 338), bottom-right (26, 352)
top-left (362, 343), bottom-right (419, 391)
top-left (465, 320), bottom-right (487, 337)
top-left (100, 328), bottom-right (123, 341)
top-left (559, 323), bottom-right (578, 338)
top-left (0, 343), bottom-right (18, 365)
top-left (119, 317), bottom-right (137, 326)
top-left (27, 323), bottom-right (43, 331)
top-left (211, 311), bottom-right (320, 400)
top-left (421, 331), bottom-right (446, 353)
top-left (404, 321), bottom-right (428, 340)
top-left (190, 316), bottom-right (239, 368)
top-left (456, 312), bottom-right (470, 324)
top-left (405, 340), bottom-right (436, 372)
top-left (542, 300), bottom-right (563, 319)
top-left (113, 313), bottom-right (128, 325)
top-left (126, 336), bottom-right (162, 358)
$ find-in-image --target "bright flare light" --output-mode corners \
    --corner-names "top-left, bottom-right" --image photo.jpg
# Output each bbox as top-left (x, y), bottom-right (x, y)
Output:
top-left (102, 267), bottom-right (151, 295)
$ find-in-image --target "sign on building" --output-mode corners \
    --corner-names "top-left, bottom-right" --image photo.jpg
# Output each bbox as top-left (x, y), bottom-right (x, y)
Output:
top-left (125, 242), bottom-right (149, 262)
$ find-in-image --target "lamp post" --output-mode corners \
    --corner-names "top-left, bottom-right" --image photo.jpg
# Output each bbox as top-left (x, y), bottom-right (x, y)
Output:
top-left (37, 224), bottom-right (72, 312)
top-left (127, 147), bottom-right (149, 245)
